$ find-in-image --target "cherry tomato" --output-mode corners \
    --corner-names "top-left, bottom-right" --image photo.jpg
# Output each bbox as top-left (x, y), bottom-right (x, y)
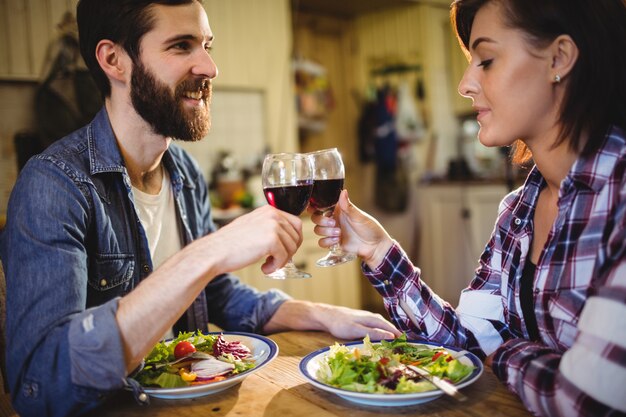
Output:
top-left (174, 340), bottom-right (196, 359)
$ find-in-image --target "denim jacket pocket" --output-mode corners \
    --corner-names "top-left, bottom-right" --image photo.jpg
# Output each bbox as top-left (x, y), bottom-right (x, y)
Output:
top-left (87, 254), bottom-right (135, 304)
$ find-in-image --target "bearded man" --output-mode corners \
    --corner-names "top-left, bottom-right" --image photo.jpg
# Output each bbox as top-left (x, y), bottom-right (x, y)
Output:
top-left (0, 1), bottom-right (400, 416)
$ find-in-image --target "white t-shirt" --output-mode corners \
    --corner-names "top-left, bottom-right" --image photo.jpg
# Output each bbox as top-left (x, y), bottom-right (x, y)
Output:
top-left (132, 169), bottom-right (181, 340)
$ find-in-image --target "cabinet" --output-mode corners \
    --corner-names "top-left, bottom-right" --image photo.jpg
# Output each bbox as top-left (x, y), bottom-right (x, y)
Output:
top-left (416, 184), bottom-right (507, 306)
top-left (232, 223), bottom-right (362, 309)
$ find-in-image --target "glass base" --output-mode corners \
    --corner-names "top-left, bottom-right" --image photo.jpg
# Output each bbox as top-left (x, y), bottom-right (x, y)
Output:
top-left (316, 249), bottom-right (357, 267)
top-left (265, 262), bottom-right (312, 279)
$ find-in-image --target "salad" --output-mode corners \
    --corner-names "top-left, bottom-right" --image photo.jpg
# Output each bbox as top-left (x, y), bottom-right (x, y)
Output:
top-left (133, 331), bottom-right (256, 389)
top-left (316, 334), bottom-right (474, 394)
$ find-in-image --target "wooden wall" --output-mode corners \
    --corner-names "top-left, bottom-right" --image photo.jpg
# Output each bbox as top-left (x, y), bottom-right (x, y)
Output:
top-left (0, 0), bottom-right (78, 80)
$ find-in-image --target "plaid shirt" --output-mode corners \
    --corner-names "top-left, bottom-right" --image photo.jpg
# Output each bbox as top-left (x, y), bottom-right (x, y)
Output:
top-left (364, 126), bottom-right (626, 416)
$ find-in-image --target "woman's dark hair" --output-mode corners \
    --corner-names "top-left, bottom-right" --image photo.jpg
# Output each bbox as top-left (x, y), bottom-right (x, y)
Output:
top-left (76, 0), bottom-right (201, 98)
top-left (451, 0), bottom-right (626, 163)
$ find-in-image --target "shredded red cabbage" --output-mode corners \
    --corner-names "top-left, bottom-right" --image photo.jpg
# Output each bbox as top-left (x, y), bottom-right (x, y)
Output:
top-left (212, 334), bottom-right (251, 359)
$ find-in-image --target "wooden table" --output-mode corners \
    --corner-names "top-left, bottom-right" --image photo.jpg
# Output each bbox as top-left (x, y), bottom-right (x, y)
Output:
top-left (0, 331), bottom-right (531, 417)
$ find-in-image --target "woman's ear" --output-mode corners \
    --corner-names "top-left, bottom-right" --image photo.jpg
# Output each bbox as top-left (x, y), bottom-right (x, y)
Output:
top-left (550, 34), bottom-right (579, 82)
top-left (95, 39), bottom-right (130, 84)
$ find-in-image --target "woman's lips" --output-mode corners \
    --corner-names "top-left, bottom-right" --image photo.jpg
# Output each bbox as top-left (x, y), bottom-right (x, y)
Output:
top-left (474, 107), bottom-right (489, 123)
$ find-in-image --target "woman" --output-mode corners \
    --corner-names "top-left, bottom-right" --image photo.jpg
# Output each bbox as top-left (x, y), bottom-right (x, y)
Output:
top-left (311, 0), bottom-right (626, 415)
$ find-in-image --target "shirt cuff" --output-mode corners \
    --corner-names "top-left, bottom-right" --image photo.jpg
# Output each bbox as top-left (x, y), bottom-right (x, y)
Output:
top-left (491, 337), bottom-right (553, 386)
top-left (243, 288), bottom-right (292, 333)
top-left (362, 241), bottom-right (417, 298)
top-left (68, 298), bottom-right (126, 390)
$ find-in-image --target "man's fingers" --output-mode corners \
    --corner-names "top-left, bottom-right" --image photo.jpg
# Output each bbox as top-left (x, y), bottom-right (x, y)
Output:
top-left (365, 328), bottom-right (399, 340)
top-left (359, 315), bottom-right (402, 336)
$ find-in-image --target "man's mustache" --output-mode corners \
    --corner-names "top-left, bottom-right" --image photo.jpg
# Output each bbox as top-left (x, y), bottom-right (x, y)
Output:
top-left (176, 78), bottom-right (212, 97)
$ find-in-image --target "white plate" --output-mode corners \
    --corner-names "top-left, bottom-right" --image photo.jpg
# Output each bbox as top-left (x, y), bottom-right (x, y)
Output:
top-left (140, 332), bottom-right (278, 399)
top-left (299, 339), bottom-right (483, 407)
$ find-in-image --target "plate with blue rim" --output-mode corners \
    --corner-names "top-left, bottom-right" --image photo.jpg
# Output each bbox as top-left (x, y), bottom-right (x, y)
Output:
top-left (136, 331), bottom-right (279, 399)
top-left (299, 339), bottom-right (483, 407)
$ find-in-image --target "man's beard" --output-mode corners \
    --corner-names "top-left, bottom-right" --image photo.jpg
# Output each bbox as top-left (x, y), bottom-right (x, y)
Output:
top-left (130, 60), bottom-right (211, 141)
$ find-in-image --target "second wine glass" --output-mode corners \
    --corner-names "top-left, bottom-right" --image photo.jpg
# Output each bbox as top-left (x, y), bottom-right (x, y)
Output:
top-left (262, 152), bottom-right (314, 279)
top-left (308, 148), bottom-right (357, 267)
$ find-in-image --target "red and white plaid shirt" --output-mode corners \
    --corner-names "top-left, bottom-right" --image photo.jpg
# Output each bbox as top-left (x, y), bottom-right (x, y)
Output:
top-left (364, 126), bottom-right (626, 416)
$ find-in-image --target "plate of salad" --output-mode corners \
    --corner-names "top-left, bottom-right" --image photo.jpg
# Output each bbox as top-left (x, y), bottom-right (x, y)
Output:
top-left (130, 331), bottom-right (278, 399)
top-left (299, 334), bottom-right (482, 407)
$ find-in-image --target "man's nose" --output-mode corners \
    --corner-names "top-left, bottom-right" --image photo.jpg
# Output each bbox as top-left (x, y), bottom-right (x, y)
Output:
top-left (193, 50), bottom-right (218, 80)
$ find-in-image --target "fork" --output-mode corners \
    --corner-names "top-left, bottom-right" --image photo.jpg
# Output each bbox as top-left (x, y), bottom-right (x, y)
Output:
top-left (405, 364), bottom-right (468, 402)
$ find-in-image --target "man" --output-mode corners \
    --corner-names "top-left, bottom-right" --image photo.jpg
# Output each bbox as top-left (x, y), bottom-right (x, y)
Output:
top-left (0, 1), bottom-right (400, 415)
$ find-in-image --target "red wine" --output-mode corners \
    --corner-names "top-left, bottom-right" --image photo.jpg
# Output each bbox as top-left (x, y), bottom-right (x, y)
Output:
top-left (264, 182), bottom-right (313, 215)
top-left (309, 178), bottom-right (344, 211)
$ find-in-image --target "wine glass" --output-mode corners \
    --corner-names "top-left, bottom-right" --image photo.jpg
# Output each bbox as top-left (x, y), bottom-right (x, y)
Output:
top-left (307, 148), bottom-right (357, 267)
top-left (262, 153), bottom-right (314, 279)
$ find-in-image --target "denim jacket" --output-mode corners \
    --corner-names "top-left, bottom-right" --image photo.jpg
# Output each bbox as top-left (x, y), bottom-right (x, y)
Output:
top-left (0, 107), bottom-right (289, 417)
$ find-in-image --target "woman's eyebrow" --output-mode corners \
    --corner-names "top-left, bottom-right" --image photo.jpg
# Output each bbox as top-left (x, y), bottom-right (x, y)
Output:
top-left (471, 36), bottom-right (495, 51)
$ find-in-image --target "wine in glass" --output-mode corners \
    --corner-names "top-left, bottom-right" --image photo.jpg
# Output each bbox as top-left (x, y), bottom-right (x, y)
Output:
top-left (308, 148), bottom-right (357, 267)
top-left (262, 153), bottom-right (314, 279)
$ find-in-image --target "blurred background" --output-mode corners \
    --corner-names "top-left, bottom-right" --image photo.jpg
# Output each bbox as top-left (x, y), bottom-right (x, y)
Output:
top-left (0, 0), bottom-right (529, 315)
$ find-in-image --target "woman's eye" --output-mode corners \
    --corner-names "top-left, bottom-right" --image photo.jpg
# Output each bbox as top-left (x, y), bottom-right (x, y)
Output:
top-left (478, 59), bottom-right (493, 69)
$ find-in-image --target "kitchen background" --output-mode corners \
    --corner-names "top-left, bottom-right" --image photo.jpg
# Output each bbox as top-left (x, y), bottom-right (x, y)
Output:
top-left (0, 0), bottom-right (527, 315)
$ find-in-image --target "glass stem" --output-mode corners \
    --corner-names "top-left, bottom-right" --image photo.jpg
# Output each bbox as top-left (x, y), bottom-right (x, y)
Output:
top-left (329, 243), bottom-right (342, 254)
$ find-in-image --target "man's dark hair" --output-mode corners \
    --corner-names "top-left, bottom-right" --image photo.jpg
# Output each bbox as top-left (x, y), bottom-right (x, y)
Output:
top-left (451, 0), bottom-right (626, 163)
top-left (76, 0), bottom-right (202, 98)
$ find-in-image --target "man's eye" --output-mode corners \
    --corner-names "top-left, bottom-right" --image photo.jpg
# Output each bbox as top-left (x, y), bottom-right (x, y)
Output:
top-left (478, 59), bottom-right (493, 69)
top-left (173, 42), bottom-right (190, 51)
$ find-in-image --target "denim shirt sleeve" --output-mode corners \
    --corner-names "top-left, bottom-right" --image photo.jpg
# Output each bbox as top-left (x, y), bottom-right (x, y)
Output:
top-left (168, 146), bottom-right (292, 333)
top-left (205, 274), bottom-right (291, 333)
top-left (68, 299), bottom-right (126, 389)
top-left (1, 157), bottom-right (127, 417)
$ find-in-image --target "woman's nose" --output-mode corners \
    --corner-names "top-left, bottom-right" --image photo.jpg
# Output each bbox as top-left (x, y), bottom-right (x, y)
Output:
top-left (457, 66), bottom-right (477, 99)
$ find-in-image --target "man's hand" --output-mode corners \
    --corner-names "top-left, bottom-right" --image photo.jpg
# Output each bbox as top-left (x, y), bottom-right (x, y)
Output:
top-left (316, 304), bottom-right (402, 340)
top-left (207, 205), bottom-right (303, 275)
top-left (263, 300), bottom-right (401, 341)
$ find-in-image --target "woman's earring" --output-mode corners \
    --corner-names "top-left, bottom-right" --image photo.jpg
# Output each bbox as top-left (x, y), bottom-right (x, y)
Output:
top-left (554, 74), bottom-right (561, 83)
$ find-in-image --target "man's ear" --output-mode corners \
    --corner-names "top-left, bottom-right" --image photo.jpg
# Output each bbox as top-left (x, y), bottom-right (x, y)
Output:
top-left (550, 34), bottom-right (578, 82)
top-left (95, 40), bottom-right (130, 84)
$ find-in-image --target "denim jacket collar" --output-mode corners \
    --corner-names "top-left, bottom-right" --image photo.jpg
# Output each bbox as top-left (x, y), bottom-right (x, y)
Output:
top-left (86, 107), bottom-right (196, 199)
top-left (87, 107), bottom-right (126, 176)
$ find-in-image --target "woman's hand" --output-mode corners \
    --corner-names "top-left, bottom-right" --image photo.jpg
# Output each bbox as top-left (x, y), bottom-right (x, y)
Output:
top-left (309, 189), bottom-right (393, 270)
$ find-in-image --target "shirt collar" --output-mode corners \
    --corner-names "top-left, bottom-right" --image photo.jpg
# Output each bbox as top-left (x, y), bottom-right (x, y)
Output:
top-left (85, 107), bottom-right (191, 189)
top-left (87, 107), bottom-right (127, 176)
top-left (567, 125), bottom-right (625, 193)
top-left (507, 125), bottom-right (625, 231)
